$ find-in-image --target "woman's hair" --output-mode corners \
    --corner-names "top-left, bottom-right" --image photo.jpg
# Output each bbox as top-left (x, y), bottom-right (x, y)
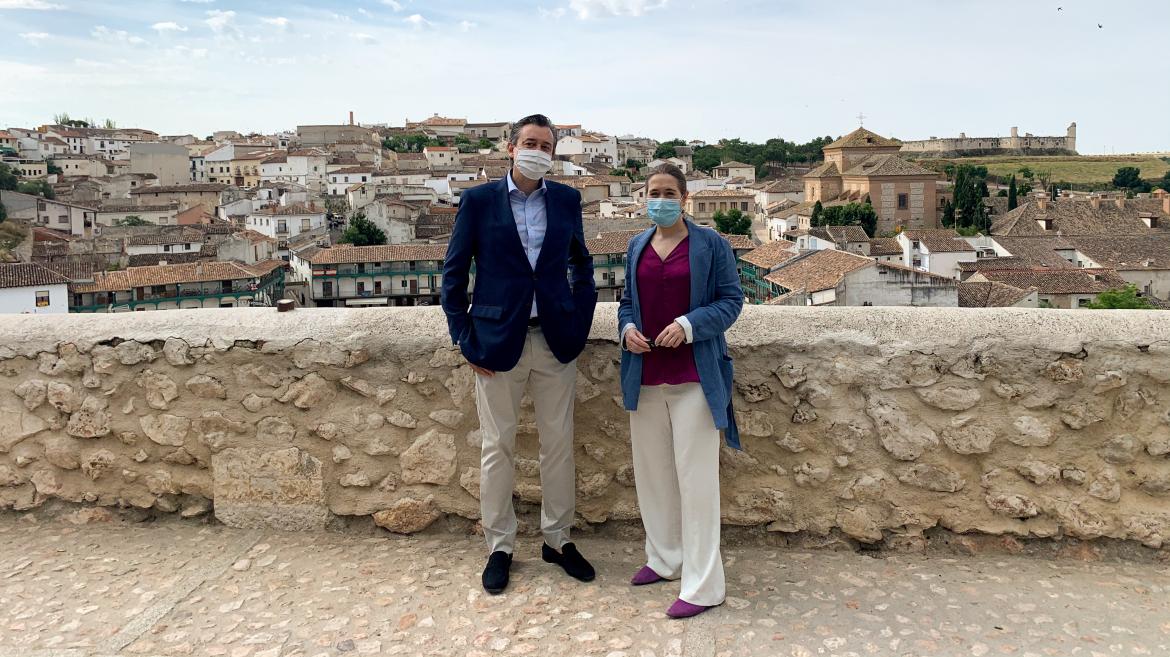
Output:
top-left (645, 163), bottom-right (687, 196)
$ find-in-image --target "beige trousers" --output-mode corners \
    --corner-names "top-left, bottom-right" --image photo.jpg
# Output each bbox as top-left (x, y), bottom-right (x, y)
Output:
top-left (630, 383), bottom-right (726, 606)
top-left (475, 327), bottom-right (577, 554)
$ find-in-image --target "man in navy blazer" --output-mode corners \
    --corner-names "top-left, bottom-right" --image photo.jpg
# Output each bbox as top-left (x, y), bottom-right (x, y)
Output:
top-left (441, 114), bottom-right (597, 595)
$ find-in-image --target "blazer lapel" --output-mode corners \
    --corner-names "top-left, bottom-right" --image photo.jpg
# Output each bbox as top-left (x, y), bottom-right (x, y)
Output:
top-left (686, 219), bottom-right (711, 311)
top-left (627, 228), bottom-right (653, 327)
top-left (495, 177), bottom-right (533, 272)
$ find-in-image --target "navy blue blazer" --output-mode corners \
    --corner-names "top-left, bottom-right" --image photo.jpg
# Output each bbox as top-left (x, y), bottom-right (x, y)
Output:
top-left (441, 176), bottom-right (596, 372)
top-left (618, 220), bottom-right (744, 447)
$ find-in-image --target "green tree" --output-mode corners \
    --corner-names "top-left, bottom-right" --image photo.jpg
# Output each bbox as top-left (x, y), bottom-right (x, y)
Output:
top-left (942, 199), bottom-right (955, 227)
top-left (0, 164), bottom-right (18, 191)
top-left (815, 201), bottom-right (878, 237)
top-left (17, 180), bottom-right (54, 199)
top-left (1085, 285), bottom-right (1155, 310)
top-left (0, 200), bottom-right (7, 223)
top-left (338, 213), bottom-right (386, 246)
top-left (476, 138), bottom-right (495, 151)
top-left (114, 215), bottom-right (150, 226)
top-left (1160, 170), bottom-right (1170, 191)
top-left (102, 118), bottom-right (117, 129)
top-left (654, 139), bottom-right (685, 160)
top-left (625, 159), bottom-right (643, 171)
top-left (1050, 183), bottom-right (1058, 201)
top-left (714, 208), bottom-right (752, 235)
top-left (1007, 175), bottom-right (1018, 210)
top-left (1112, 166), bottom-right (1141, 188)
top-left (810, 200), bottom-right (823, 225)
top-left (951, 165), bottom-right (989, 232)
top-left (46, 159), bottom-right (63, 175)
top-left (1018, 166), bottom-right (1034, 180)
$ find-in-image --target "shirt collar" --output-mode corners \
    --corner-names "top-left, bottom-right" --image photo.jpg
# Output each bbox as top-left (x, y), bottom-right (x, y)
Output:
top-left (507, 170), bottom-right (547, 196)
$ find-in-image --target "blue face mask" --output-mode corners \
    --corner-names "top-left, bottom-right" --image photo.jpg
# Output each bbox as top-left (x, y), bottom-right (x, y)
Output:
top-left (647, 198), bottom-right (682, 227)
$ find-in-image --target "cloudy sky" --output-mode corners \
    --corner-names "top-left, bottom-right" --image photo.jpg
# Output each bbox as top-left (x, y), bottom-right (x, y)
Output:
top-left (2, 0), bottom-right (1167, 153)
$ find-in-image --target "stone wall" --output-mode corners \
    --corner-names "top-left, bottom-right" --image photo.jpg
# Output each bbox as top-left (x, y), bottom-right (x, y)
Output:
top-left (1, 306), bottom-right (1169, 549)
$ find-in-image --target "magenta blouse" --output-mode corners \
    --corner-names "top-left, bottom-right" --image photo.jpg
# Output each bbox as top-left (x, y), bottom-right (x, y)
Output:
top-left (636, 236), bottom-right (701, 386)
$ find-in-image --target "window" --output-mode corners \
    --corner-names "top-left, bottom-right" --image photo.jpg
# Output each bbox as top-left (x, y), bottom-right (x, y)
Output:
top-left (1077, 298), bottom-right (1092, 308)
top-left (163, 244), bottom-right (172, 252)
top-left (185, 243), bottom-right (192, 251)
top-left (719, 202), bottom-right (727, 211)
top-left (301, 218), bottom-right (311, 231)
top-left (740, 202), bottom-right (749, 211)
top-left (58, 215), bottom-right (68, 224)
top-left (911, 240), bottom-right (920, 250)
top-left (698, 202), bottom-right (706, 212)
top-left (897, 193), bottom-right (908, 210)
top-left (35, 291), bottom-right (50, 307)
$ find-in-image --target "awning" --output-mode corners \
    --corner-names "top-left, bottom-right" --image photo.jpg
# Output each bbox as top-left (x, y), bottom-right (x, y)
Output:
top-left (344, 297), bottom-right (390, 306)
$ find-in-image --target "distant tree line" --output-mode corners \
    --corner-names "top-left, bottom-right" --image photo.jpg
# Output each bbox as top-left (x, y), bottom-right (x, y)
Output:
top-left (654, 136), bottom-right (833, 179)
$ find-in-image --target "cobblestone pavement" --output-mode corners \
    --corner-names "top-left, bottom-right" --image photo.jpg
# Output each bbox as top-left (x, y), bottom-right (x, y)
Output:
top-left (0, 513), bottom-right (1168, 657)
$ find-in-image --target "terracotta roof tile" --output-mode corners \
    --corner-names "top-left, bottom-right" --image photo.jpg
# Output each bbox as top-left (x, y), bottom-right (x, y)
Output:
top-left (129, 183), bottom-right (227, 195)
top-left (72, 259), bottom-right (283, 293)
top-left (958, 280), bottom-right (1036, 307)
top-left (974, 268), bottom-right (1129, 294)
top-left (825, 127), bottom-right (901, 150)
top-left (764, 249), bottom-right (874, 293)
top-left (0, 263), bottom-right (71, 289)
top-left (740, 240), bottom-right (799, 269)
top-left (303, 244), bottom-right (448, 265)
top-left (842, 154), bottom-right (937, 178)
top-left (868, 237), bottom-right (902, 256)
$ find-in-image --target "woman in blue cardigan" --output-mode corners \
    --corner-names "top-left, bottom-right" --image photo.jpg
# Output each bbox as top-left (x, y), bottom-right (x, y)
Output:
top-left (618, 163), bottom-right (744, 618)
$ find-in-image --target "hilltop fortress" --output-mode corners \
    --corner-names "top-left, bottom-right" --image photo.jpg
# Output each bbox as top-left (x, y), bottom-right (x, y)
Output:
top-left (900, 123), bottom-right (1077, 157)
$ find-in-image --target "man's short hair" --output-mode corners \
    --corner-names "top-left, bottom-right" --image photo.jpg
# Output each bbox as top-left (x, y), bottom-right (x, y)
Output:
top-left (510, 114), bottom-right (556, 146)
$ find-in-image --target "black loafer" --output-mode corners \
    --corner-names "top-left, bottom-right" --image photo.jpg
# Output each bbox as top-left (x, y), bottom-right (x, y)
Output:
top-left (482, 551), bottom-right (512, 595)
top-left (542, 542), bottom-right (595, 582)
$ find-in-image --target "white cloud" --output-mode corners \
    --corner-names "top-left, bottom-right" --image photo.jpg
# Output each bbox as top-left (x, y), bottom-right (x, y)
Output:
top-left (538, 6), bottom-right (567, 19)
top-left (458, 20), bottom-right (477, 32)
top-left (261, 16), bottom-right (290, 29)
top-left (18, 31), bottom-right (49, 43)
top-left (169, 45), bottom-right (208, 59)
top-left (568, 0), bottom-right (668, 19)
top-left (0, 0), bottom-right (65, 9)
top-left (381, 0), bottom-right (403, 10)
top-left (92, 25), bottom-right (146, 45)
top-left (205, 9), bottom-right (239, 36)
top-left (73, 58), bottom-right (114, 68)
top-left (403, 13), bottom-right (432, 29)
top-left (151, 21), bottom-right (187, 33)
top-left (351, 32), bottom-right (376, 44)
top-left (357, 8), bottom-right (370, 17)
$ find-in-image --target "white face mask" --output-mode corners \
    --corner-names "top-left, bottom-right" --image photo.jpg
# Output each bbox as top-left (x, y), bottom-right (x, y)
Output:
top-left (514, 148), bottom-right (552, 181)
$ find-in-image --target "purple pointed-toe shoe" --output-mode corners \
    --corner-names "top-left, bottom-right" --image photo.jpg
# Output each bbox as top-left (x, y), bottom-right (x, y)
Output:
top-left (666, 598), bottom-right (717, 619)
top-left (630, 566), bottom-right (665, 586)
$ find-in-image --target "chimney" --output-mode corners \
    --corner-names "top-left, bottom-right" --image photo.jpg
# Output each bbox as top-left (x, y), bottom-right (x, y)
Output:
top-left (1116, 196), bottom-right (1126, 209)
top-left (1037, 197), bottom-right (1048, 211)
top-left (349, 111), bottom-right (354, 126)
top-left (1164, 195), bottom-right (1169, 216)
top-left (1090, 195), bottom-right (1101, 210)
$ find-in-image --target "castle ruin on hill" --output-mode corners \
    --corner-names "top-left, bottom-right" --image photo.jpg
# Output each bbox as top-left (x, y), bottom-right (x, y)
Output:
top-left (900, 123), bottom-right (1077, 157)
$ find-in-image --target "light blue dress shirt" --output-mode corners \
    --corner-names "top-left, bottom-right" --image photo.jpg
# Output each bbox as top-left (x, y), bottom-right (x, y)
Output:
top-left (506, 171), bottom-right (548, 318)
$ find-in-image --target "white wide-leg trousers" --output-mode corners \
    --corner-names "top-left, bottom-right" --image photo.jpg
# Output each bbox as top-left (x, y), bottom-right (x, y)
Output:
top-left (629, 382), bottom-right (726, 606)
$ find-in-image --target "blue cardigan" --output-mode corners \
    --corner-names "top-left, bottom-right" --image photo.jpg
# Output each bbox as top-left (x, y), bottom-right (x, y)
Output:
top-left (618, 220), bottom-right (745, 448)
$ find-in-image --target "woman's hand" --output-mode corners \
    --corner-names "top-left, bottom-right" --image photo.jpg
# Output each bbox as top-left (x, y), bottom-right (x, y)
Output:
top-left (654, 321), bottom-right (686, 349)
top-left (625, 328), bottom-right (652, 354)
